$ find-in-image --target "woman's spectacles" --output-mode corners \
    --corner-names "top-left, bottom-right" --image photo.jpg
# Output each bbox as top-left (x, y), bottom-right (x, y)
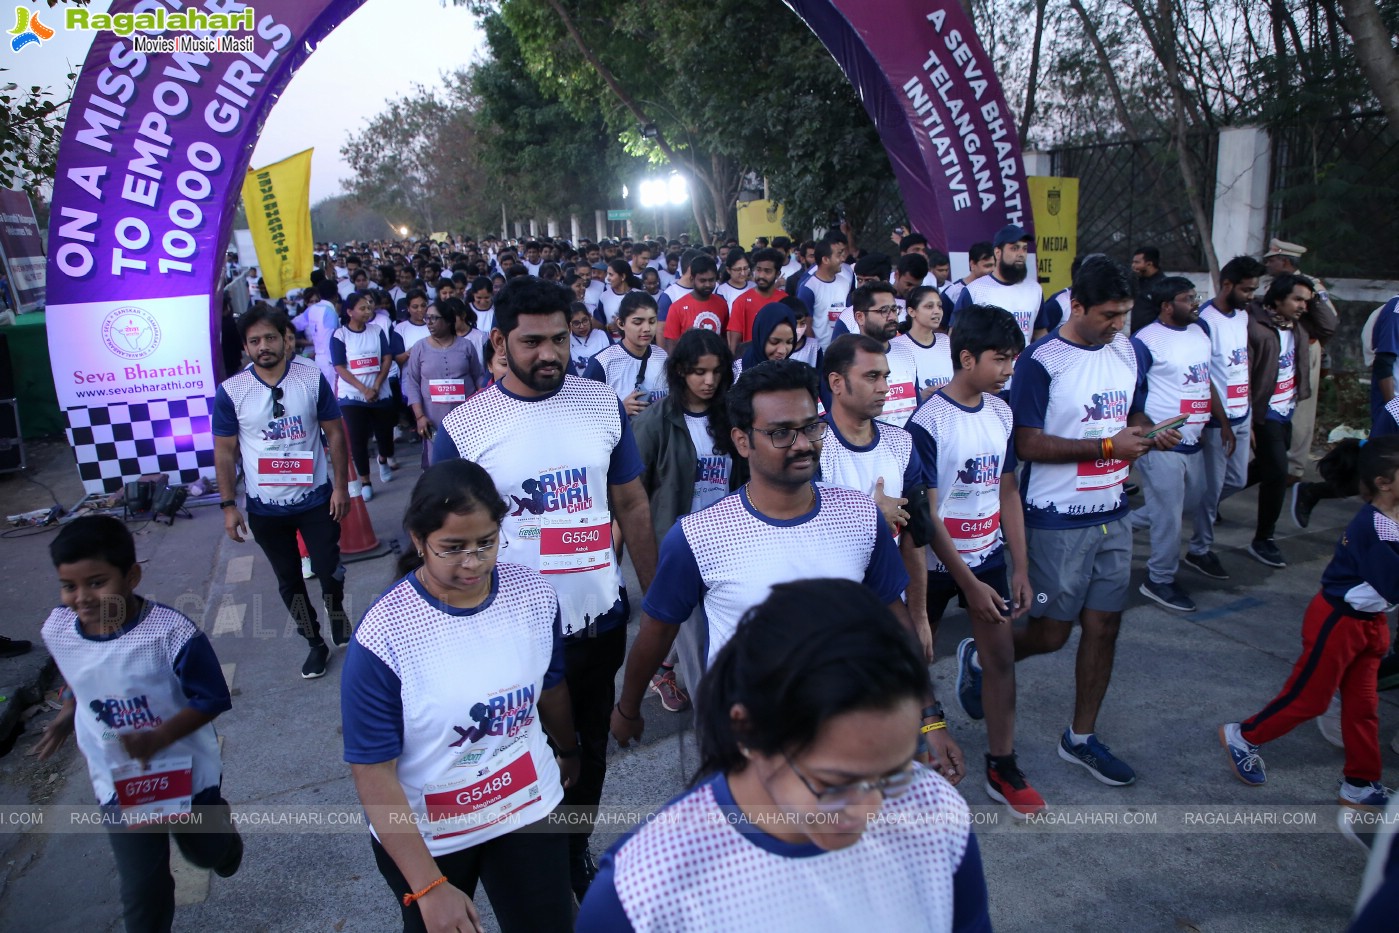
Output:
top-left (785, 755), bottom-right (921, 809)
top-left (751, 420), bottom-right (826, 449)
top-left (271, 386), bottom-right (285, 419)
top-left (425, 537), bottom-right (507, 565)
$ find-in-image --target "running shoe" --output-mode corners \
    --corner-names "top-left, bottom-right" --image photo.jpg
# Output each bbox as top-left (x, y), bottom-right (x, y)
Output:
top-left (301, 556), bottom-right (314, 579)
top-left (0, 635), bottom-right (32, 659)
top-left (570, 845), bottom-right (598, 901)
top-left (386, 457), bottom-right (400, 470)
top-left (1057, 729), bottom-right (1136, 786)
top-left (1291, 481), bottom-right (1320, 529)
top-left (1139, 580), bottom-right (1196, 612)
top-left (1247, 538), bottom-right (1286, 568)
top-left (330, 616), bottom-right (352, 649)
top-left (361, 484), bottom-right (374, 502)
top-left (1218, 723), bottom-right (1266, 786)
top-left (301, 643), bottom-right (329, 679)
top-left (214, 830), bottom-right (244, 878)
top-left (985, 754), bottom-right (1046, 819)
top-left (1183, 550), bottom-right (1229, 580)
top-left (1338, 780), bottom-right (1393, 812)
top-left (649, 668), bottom-right (691, 712)
top-left (378, 461), bottom-right (393, 484)
top-left (955, 638), bottom-right (984, 721)
top-left (1317, 693), bottom-right (1344, 748)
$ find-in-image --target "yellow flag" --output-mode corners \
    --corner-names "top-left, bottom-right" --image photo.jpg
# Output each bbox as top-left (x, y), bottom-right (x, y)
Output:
top-left (1027, 177), bottom-right (1079, 296)
top-left (241, 149), bottom-right (314, 298)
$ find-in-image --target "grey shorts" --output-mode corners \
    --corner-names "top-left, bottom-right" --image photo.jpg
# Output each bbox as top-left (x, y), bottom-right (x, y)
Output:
top-left (1026, 519), bottom-right (1133, 620)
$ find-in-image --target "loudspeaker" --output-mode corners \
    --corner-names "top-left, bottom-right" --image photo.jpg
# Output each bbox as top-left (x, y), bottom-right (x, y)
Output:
top-left (0, 333), bottom-right (12, 399)
top-left (0, 399), bottom-right (23, 473)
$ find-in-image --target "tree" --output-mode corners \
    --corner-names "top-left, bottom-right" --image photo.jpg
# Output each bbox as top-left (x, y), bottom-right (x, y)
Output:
top-left (0, 1), bottom-right (85, 197)
top-left (1333, 0), bottom-right (1399, 129)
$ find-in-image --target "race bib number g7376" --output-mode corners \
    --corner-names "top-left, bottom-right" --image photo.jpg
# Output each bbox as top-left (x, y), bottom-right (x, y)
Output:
top-left (538, 513), bottom-right (613, 575)
top-left (257, 452), bottom-right (314, 486)
top-left (111, 755), bottom-right (193, 825)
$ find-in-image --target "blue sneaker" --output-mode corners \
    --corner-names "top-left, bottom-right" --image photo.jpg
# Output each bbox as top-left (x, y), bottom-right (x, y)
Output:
top-left (1057, 729), bottom-right (1136, 786)
top-left (955, 638), bottom-right (984, 721)
top-left (1218, 723), bottom-right (1266, 786)
top-left (1338, 780), bottom-right (1393, 812)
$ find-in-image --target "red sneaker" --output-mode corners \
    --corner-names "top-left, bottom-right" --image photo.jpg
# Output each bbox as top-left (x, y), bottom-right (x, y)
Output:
top-left (985, 755), bottom-right (1046, 819)
top-left (649, 668), bottom-right (691, 712)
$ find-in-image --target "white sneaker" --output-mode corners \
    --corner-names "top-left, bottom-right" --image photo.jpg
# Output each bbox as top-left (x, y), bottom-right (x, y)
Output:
top-left (1317, 692), bottom-right (1344, 748)
top-left (1391, 731), bottom-right (1399, 755)
top-left (361, 484), bottom-right (374, 502)
top-left (300, 556), bottom-right (313, 579)
top-left (386, 457), bottom-right (399, 469)
top-left (378, 461), bottom-right (393, 484)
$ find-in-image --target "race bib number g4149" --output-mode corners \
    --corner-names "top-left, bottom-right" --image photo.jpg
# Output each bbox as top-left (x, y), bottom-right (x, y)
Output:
top-left (1076, 457), bottom-right (1128, 491)
top-left (257, 452), bottom-right (314, 486)
top-left (945, 513), bottom-right (1002, 553)
top-left (112, 755), bottom-right (193, 825)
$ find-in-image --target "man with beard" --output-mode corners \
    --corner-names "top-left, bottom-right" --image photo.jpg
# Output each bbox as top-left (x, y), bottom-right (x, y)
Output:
top-left (213, 305), bottom-right (351, 679)
top-left (851, 282), bottom-right (920, 428)
top-left (942, 241), bottom-right (995, 313)
top-left (726, 247), bottom-right (788, 352)
top-left (433, 277), bottom-right (658, 901)
top-left (662, 256), bottom-right (726, 351)
top-left (1129, 245), bottom-right (1166, 334)
top-left (797, 239), bottom-right (852, 350)
top-left (954, 226), bottom-right (1042, 392)
top-left (1185, 255), bottom-right (1264, 580)
top-left (609, 359), bottom-right (962, 782)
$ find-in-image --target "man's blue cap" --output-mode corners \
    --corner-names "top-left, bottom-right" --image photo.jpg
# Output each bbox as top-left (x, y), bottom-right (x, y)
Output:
top-left (993, 224), bottom-right (1031, 247)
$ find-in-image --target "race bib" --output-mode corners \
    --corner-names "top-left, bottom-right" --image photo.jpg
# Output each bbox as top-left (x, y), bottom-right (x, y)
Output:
top-left (1076, 457), bottom-right (1129, 491)
top-left (112, 755), bottom-right (193, 825)
top-left (828, 308), bottom-right (842, 322)
top-left (428, 379), bottom-right (467, 404)
top-left (539, 512), bottom-right (613, 575)
top-left (1271, 375), bottom-right (1296, 409)
top-left (422, 743), bottom-right (543, 841)
top-left (945, 512), bottom-right (1002, 554)
top-left (257, 452), bottom-right (314, 486)
top-left (349, 355), bottom-right (379, 375)
top-left (1180, 397), bottom-right (1211, 416)
top-left (881, 382), bottom-right (918, 425)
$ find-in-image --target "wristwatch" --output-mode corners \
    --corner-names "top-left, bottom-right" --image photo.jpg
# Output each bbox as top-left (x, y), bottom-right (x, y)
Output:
top-left (219, 499), bottom-right (237, 510)
top-left (922, 703), bottom-right (946, 722)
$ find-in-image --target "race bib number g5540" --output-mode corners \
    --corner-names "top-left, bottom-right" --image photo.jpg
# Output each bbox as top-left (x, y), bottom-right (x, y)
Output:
top-left (112, 755), bottom-right (193, 825)
top-left (538, 513), bottom-right (613, 575)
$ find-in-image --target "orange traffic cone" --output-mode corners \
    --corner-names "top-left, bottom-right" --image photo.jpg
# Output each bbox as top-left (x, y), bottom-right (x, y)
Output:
top-left (339, 417), bottom-right (391, 561)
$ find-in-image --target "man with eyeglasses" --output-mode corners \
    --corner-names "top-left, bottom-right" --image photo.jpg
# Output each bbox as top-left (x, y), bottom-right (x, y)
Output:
top-left (433, 275), bottom-right (658, 902)
top-left (824, 283), bottom-right (921, 428)
top-left (213, 305), bottom-right (351, 680)
top-left (611, 359), bottom-right (963, 784)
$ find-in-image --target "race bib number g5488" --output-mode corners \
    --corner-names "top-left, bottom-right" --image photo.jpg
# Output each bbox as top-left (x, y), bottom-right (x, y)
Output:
top-left (423, 746), bottom-right (542, 840)
top-left (112, 755), bottom-right (193, 825)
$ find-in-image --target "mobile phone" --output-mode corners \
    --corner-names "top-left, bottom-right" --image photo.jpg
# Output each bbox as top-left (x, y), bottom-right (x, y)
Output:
top-left (1145, 413), bottom-right (1189, 439)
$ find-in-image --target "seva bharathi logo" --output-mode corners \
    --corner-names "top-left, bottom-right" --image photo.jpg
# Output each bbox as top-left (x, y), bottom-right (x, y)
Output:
top-left (9, 6), bottom-right (54, 52)
top-left (101, 307), bottom-right (163, 361)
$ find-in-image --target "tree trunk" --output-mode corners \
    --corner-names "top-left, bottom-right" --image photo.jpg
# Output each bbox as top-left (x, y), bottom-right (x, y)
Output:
top-left (1067, 0), bottom-right (1139, 140)
top-left (1334, 0), bottom-right (1399, 131)
top-left (541, 0), bottom-right (716, 242)
top-left (1020, 0), bottom-right (1048, 142)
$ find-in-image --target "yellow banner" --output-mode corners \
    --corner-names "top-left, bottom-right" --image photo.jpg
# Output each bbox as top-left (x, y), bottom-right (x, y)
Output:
top-left (1027, 176), bottom-right (1079, 296)
top-left (241, 149), bottom-right (314, 298)
top-left (736, 199), bottom-right (790, 248)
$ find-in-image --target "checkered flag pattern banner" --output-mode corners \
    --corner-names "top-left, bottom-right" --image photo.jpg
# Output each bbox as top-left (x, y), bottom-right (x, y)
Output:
top-left (65, 397), bottom-right (217, 493)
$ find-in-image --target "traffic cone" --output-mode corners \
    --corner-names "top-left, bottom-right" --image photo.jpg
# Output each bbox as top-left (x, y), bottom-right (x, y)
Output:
top-left (338, 417), bottom-right (391, 562)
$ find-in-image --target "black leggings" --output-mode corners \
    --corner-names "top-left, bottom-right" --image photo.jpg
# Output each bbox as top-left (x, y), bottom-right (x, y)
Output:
top-left (341, 403), bottom-right (396, 480)
top-left (371, 829), bottom-right (572, 932)
top-left (1247, 419), bottom-right (1291, 541)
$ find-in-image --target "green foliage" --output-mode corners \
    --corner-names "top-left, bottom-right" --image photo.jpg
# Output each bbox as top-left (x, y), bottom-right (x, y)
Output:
top-left (0, 69), bottom-right (76, 199)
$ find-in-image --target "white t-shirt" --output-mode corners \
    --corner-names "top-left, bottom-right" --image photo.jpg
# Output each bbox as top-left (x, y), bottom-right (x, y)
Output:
top-left (570, 330), bottom-right (612, 378)
top-left (907, 391), bottom-right (1016, 572)
top-left (892, 332), bottom-right (954, 397)
top-left (880, 341), bottom-right (920, 428)
top-left (395, 320), bottom-right (430, 355)
top-left (583, 281), bottom-right (605, 316)
top-left (331, 323), bottom-right (393, 403)
top-left (797, 275), bottom-right (851, 349)
top-left (598, 287), bottom-right (635, 325)
top-left (341, 565), bottom-right (564, 855)
top-left (684, 411), bottom-right (731, 513)
top-left (1132, 320), bottom-right (1213, 450)
top-left (955, 274), bottom-right (1043, 392)
top-left (818, 417), bottom-right (921, 544)
top-left (1011, 332), bottom-right (1142, 529)
top-left (583, 344), bottom-right (670, 406)
top-left (716, 281), bottom-right (754, 309)
top-left (1270, 328), bottom-right (1298, 421)
top-left (1197, 300), bottom-right (1251, 424)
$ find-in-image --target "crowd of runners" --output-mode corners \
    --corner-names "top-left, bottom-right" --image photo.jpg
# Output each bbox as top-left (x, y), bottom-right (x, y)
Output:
top-left (30, 226), bottom-right (1399, 931)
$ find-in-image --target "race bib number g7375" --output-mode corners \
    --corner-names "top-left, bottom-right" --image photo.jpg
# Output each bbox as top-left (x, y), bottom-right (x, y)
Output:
top-left (111, 755), bottom-right (193, 825)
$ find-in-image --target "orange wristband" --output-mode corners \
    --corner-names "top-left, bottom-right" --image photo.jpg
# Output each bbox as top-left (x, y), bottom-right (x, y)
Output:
top-left (403, 875), bottom-right (448, 907)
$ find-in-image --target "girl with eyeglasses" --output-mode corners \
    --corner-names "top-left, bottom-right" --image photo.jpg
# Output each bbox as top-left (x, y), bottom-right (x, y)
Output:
top-left (578, 578), bottom-right (990, 932)
top-left (343, 460), bottom-right (580, 933)
top-left (403, 299), bottom-right (484, 466)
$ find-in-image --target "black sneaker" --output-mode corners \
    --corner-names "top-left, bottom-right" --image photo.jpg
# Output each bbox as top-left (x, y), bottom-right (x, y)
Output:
top-left (301, 643), bottom-right (330, 679)
top-left (1183, 551), bottom-right (1229, 580)
top-left (1247, 539), bottom-right (1287, 568)
top-left (1139, 580), bottom-right (1196, 612)
top-left (330, 617), bottom-right (352, 649)
top-left (0, 636), bottom-right (32, 659)
top-left (214, 829), bottom-right (244, 878)
top-left (570, 845), bottom-right (598, 901)
top-left (1291, 482), bottom-right (1320, 529)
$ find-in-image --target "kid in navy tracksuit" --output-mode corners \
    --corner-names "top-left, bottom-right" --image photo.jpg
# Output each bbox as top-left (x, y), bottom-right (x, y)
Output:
top-left (1220, 436), bottom-right (1399, 810)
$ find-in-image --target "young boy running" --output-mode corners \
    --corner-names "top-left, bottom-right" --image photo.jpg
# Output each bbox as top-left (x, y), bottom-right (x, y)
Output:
top-left (905, 304), bottom-right (1039, 817)
top-left (34, 515), bottom-right (242, 932)
top-left (1220, 436), bottom-right (1399, 812)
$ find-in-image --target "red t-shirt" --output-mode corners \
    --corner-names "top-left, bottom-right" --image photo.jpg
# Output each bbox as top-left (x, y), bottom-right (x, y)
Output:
top-left (663, 294), bottom-right (730, 341)
top-left (726, 288), bottom-right (789, 342)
